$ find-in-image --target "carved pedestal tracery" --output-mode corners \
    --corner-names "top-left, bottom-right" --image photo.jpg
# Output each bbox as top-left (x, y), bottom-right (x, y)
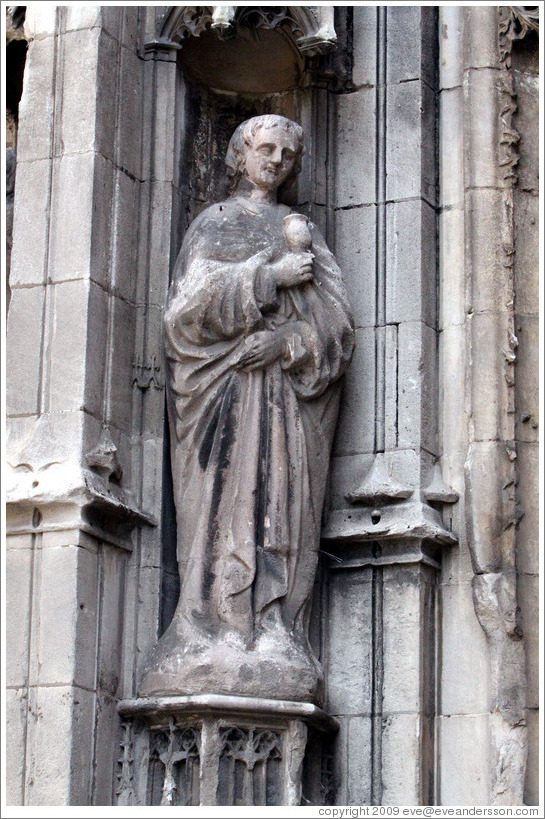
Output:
top-left (117, 696), bottom-right (336, 806)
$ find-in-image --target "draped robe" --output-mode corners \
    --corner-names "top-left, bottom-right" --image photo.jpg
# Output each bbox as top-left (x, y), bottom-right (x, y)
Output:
top-left (141, 194), bottom-right (354, 700)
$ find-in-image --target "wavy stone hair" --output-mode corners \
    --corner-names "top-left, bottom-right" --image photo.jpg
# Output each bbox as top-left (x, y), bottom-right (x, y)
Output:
top-left (225, 115), bottom-right (305, 194)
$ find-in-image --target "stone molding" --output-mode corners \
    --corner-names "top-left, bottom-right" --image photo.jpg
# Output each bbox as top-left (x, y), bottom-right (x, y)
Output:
top-left (151, 5), bottom-right (337, 56)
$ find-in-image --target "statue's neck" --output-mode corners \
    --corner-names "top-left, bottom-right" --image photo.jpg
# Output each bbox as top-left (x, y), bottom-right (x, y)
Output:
top-left (234, 176), bottom-right (277, 205)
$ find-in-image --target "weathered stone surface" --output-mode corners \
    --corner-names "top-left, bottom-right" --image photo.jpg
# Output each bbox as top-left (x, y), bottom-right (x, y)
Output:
top-left (333, 326), bottom-right (376, 457)
top-left (326, 570), bottom-right (372, 715)
top-left (386, 80), bottom-right (436, 205)
top-left (513, 192), bottom-right (539, 315)
top-left (5, 547), bottom-right (32, 688)
top-left (514, 316), bottom-right (539, 444)
top-left (334, 89), bottom-right (376, 208)
top-left (15, 37), bottom-right (55, 161)
top-left (517, 573), bottom-right (538, 709)
top-left (465, 69), bottom-right (500, 189)
top-left (381, 713), bottom-right (421, 804)
top-left (439, 581), bottom-right (490, 714)
top-left (515, 442), bottom-right (539, 574)
top-left (438, 714), bottom-right (489, 805)
top-left (352, 6), bottom-right (376, 88)
top-left (333, 204), bottom-right (376, 329)
top-left (5, 687), bottom-right (28, 805)
top-left (6, 286), bottom-right (44, 415)
top-left (387, 6), bottom-right (437, 88)
top-left (385, 199), bottom-right (437, 327)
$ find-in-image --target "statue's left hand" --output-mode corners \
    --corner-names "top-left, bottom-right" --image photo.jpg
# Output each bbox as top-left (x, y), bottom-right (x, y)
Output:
top-left (238, 331), bottom-right (285, 371)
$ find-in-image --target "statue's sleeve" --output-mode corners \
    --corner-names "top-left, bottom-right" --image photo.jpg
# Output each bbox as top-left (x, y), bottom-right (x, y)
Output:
top-left (165, 211), bottom-right (277, 354)
top-left (281, 223), bottom-right (355, 399)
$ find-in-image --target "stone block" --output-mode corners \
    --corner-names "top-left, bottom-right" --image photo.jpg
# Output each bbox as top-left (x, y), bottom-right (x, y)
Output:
top-left (397, 321), bottom-right (437, 455)
top-left (331, 716), bottom-right (348, 805)
top-left (439, 88), bottom-right (464, 207)
top-left (145, 182), bottom-right (178, 306)
top-left (5, 687), bottom-right (28, 805)
top-left (110, 171), bottom-right (140, 303)
top-left (440, 533), bottom-right (476, 587)
top-left (24, 6), bottom-right (57, 39)
top-left (381, 713), bottom-right (421, 804)
top-left (352, 6), bottom-right (376, 88)
top-left (64, 6), bottom-right (101, 31)
top-left (439, 6), bottom-right (463, 90)
top-left (517, 573), bottom-right (538, 709)
top-left (524, 707), bottom-right (539, 805)
top-left (107, 295), bottom-right (137, 434)
top-left (333, 204), bottom-right (376, 329)
top-left (438, 713), bottom-right (489, 805)
top-left (36, 544), bottom-right (98, 690)
top-left (116, 6), bottom-right (141, 52)
top-left (347, 716), bottom-right (372, 804)
top-left (16, 38), bottom-right (56, 161)
top-left (6, 286), bottom-right (45, 416)
top-left (94, 30), bottom-right (120, 163)
top-left (515, 442), bottom-right (538, 573)
top-left (326, 570), bottom-right (373, 716)
top-left (514, 191), bottom-right (539, 314)
top-left (117, 47), bottom-right (144, 180)
top-left (387, 6), bottom-right (437, 88)
top-left (141, 435), bottom-right (166, 518)
top-left (5, 548), bottom-right (33, 688)
top-left (47, 279), bottom-right (100, 415)
top-left (334, 88), bottom-right (376, 208)
top-left (386, 199), bottom-right (437, 327)
top-left (327, 452), bottom-right (374, 511)
top-left (514, 71), bottom-right (539, 194)
top-left (439, 208), bottom-right (465, 329)
top-left (464, 6), bottom-right (500, 70)
top-left (439, 581), bottom-right (490, 714)
top-left (97, 546), bottom-right (126, 697)
top-left (382, 566), bottom-right (428, 713)
top-left (151, 59), bottom-right (179, 183)
top-left (465, 69), bottom-right (500, 189)
top-left (92, 694), bottom-right (119, 805)
top-left (58, 28), bottom-right (101, 156)
top-left (470, 311), bottom-right (514, 443)
top-left (24, 685), bottom-right (73, 804)
top-left (466, 189), bottom-right (512, 315)
top-left (333, 327), bottom-right (376, 457)
top-left (48, 152), bottom-right (95, 282)
top-left (439, 326), bottom-right (467, 457)
top-left (514, 316), bottom-right (539, 443)
top-left (386, 80), bottom-right (436, 205)
top-left (90, 153), bottom-right (117, 290)
top-left (9, 158), bottom-right (52, 287)
top-left (66, 686), bottom-right (97, 805)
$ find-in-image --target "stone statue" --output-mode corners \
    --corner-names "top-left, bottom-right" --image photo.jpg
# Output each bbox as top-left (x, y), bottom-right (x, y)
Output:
top-left (140, 115), bottom-right (354, 704)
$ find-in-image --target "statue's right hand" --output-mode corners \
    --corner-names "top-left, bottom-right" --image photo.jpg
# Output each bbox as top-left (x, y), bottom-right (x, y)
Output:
top-left (269, 251), bottom-right (314, 289)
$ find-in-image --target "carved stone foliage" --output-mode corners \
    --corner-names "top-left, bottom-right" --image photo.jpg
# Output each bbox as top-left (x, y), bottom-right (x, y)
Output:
top-left (154, 5), bottom-right (337, 56)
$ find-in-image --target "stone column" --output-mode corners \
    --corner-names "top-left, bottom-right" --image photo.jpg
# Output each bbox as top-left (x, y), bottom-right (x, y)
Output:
top-left (437, 6), bottom-right (528, 805)
top-left (322, 7), bottom-right (456, 804)
top-left (5, 6), bottom-right (162, 804)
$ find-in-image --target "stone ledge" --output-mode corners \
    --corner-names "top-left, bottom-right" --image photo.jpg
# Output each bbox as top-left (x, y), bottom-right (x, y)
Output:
top-left (118, 693), bottom-right (339, 734)
top-left (322, 500), bottom-right (457, 546)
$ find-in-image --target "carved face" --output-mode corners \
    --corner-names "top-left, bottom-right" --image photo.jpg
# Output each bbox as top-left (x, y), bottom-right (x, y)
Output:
top-left (243, 126), bottom-right (299, 192)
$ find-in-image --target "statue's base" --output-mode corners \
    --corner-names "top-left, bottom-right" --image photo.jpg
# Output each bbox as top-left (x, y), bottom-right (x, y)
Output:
top-left (117, 694), bottom-right (338, 806)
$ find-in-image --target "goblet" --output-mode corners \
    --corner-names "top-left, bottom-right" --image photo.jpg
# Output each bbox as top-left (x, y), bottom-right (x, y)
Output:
top-left (283, 213), bottom-right (312, 252)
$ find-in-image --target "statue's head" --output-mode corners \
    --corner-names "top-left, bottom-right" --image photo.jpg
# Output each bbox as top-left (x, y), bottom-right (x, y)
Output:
top-left (225, 115), bottom-right (305, 195)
